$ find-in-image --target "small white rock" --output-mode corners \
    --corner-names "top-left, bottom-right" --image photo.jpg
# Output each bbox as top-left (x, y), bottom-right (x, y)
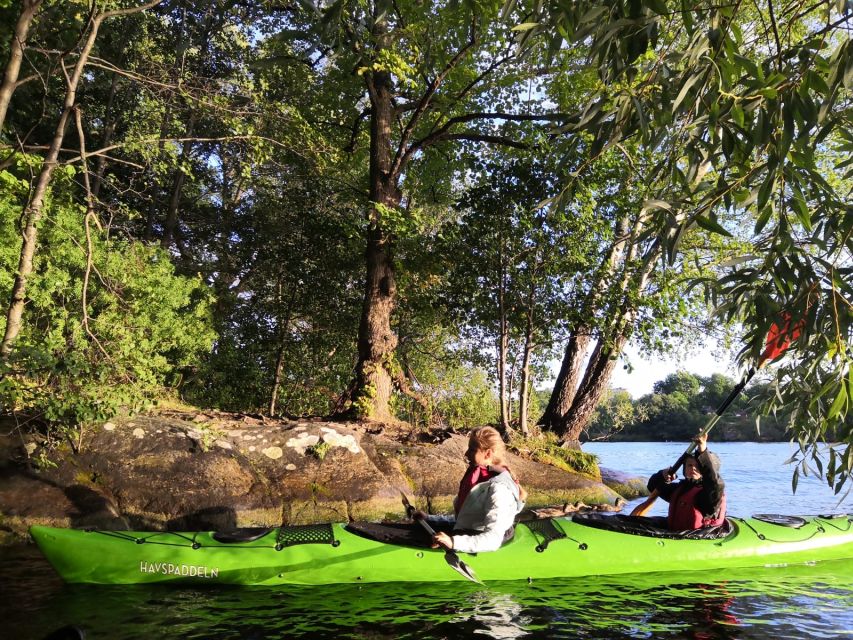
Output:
top-left (215, 439), bottom-right (233, 450)
top-left (132, 428), bottom-right (145, 439)
top-left (320, 428), bottom-right (361, 454)
top-left (263, 446), bottom-right (283, 460)
top-left (103, 422), bottom-right (116, 431)
top-left (285, 463), bottom-right (297, 471)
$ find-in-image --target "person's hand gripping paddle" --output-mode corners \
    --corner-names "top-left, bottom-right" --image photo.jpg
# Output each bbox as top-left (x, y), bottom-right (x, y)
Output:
top-left (400, 491), bottom-right (481, 584)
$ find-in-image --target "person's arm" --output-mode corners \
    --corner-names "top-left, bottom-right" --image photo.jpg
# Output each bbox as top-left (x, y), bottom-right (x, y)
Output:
top-left (447, 482), bottom-right (516, 553)
top-left (423, 513), bottom-right (455, 525)
top-left (695, 448), bottom-right (725, 516)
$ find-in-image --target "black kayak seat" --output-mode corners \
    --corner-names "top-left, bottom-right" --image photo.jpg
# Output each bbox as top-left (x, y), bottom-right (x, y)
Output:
top-left (570, 513), bottom-right (733, 540)
top-left (212, 527), bottom-right (274, 543)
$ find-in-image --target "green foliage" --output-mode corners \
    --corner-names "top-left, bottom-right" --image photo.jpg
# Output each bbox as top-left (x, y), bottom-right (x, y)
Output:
top-left (0, 160), bottom-right (215, 437)
top-left (391, 357), bottom-right (500, 430)
top-left (306, 440), bottom-right (331, 461)
top-left (511, 431), bottom-right (600, 477)
top-left (529, 0), bottom-right (853, 488)
top-left (1, 0), bottom-right (847, 502)
top-left (653, 372), bottom-right (700, 397)
top-left (584, 389), bottom-right (646, 441)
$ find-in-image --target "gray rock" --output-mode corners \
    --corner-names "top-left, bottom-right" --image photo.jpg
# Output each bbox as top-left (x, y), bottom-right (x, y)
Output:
top-left (0, 412), bottom-right (644, 542)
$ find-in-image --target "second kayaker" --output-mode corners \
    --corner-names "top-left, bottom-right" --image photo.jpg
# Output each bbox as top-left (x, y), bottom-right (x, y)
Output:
top-left (647, 433), bottom-right (727, 530)
top-left (424, 426), bottom-right (527, 553)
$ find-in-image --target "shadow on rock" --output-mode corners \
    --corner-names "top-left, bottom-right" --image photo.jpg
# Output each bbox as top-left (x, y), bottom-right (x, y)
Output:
top-left (64, 484), bottom-right (128, 530)
top-left (167, 506), bottom-right (237, 531)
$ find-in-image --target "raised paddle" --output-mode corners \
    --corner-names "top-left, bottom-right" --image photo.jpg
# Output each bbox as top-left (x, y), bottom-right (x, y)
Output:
top-left (631, 316), bottom-right (803, 517)
top-left (400, 491), bottom-right (482, 584)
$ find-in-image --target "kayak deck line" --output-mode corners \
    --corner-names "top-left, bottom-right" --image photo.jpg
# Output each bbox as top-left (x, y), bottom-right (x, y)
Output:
top-left (29, 514), bottom-right (853, 586)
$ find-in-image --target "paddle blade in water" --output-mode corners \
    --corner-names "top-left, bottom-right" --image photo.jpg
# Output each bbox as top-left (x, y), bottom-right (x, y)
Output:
top-left (446, 552), bottom-right (481, 584)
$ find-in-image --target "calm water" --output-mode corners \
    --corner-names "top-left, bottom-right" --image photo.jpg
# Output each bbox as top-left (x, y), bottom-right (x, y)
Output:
top-left (3, 442), bottom-right (852, 640)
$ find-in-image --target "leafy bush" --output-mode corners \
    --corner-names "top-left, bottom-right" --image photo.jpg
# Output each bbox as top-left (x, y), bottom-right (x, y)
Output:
top-left (391, 363), bottom-right (499, 430)
top-left (0, 160), bottom-right (215, 444)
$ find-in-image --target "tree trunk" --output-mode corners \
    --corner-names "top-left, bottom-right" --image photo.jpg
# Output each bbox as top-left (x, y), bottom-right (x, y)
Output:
top-left (354, 220), bottom-right (398, 420)
top-left (539, 211), bottom-right (634, 432)
top-left (269, 278), bottom-right (295, 416)
top-left (497, 249), bottom-right (511, 433)
top-left (0, 0), bottom-right (43, 134)
top-left (540, 330), bottom-right (592, 430)
top-left (91, 66), bottom-right (122, 201)
top-left (558, 332), bottom-right (629, 446)
top-left (160, 112), bottom-right (196, 250)
top-left (518, 302), bottom-right (535, 436)
top-left (351, 29), bottom-right (400, 419)
top-left (2, 13), bottom-right (100, 358)
top-left (144, 107), bottom-right (172, 241)
top-left (552, 237), bottom-right (662, 446)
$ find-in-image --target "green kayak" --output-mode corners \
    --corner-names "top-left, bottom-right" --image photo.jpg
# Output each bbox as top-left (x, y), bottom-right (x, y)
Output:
top-left (30, 513), bottom-right (853, 585)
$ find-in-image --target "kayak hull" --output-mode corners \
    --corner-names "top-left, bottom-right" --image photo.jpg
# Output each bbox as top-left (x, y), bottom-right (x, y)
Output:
top-left (30, 515), bottom-right (853, 585)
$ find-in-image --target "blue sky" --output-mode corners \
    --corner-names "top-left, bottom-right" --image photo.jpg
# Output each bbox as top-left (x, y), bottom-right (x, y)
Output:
top-left (610, 344), bottom-right (738, 399)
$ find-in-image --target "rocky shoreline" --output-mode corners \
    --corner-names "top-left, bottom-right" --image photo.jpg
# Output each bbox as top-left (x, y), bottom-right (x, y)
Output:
top-left (0, 410), bottom-right (648, 543)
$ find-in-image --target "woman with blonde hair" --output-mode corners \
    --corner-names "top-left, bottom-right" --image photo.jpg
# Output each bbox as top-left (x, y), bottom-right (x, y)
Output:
top-left (426, 426), bottom-right (526, 553)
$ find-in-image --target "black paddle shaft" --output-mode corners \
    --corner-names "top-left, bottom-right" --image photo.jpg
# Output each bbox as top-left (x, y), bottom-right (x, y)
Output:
top-left (668, 367), bottom-right (756, 474)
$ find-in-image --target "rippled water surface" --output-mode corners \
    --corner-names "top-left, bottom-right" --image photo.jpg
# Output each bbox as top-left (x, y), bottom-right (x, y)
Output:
top-left (4, 442), bottom-right (852, 639)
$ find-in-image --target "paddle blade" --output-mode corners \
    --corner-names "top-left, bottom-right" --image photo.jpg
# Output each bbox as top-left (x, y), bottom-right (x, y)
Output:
top-left (761, 314), bottom-right (803, 364)
top-left (445, 551), bottom-right (482, 584)
top-left (630, 490), bottom-right (658, 517)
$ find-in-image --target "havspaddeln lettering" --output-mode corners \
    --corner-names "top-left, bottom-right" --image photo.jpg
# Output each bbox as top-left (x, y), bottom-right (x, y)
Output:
top-left (139, 560), bottom-right (219, 578)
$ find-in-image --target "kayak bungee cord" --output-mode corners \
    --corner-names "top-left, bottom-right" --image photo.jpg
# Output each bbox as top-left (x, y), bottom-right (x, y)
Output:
top-left (734, 517), bottom-right (825, 544)
top-left (813, 516), bottom-right (852, 533)
top-left (91, 530), bottom-right (205, 548)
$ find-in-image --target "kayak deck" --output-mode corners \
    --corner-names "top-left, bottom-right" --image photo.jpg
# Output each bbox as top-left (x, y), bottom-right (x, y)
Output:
top-left (30, 514), bottom-right (853, 585)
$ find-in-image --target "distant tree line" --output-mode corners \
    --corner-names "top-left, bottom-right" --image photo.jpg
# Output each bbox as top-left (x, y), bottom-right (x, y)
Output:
top-left (583, 371), bottom-right (789, 443)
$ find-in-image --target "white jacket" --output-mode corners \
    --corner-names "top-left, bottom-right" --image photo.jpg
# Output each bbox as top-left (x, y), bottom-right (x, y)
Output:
top-left (428, 471), bottom-right (525, 553)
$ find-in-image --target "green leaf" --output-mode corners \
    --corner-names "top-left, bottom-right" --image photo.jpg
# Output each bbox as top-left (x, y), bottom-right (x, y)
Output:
top-left (828, 386), bottom-right (847, 419)
top-left (754, 205), bottom-right (772, 234)
top-left (644, 0), bottom-right (668, 14)
top-left (790, 193), bottom-right (812, 230)
top-left (672, 72), bottom-right (703, 114)
top-left (511, 22), bottom-right (539, 32)
top-left (694, 214), bottom-right (732, 237)
top-left (805, 69), bottom-right (830, 97)
top-left (756, 171), bottom-right (775, 212)
top-left (731, 104), bottom-right (744, 128)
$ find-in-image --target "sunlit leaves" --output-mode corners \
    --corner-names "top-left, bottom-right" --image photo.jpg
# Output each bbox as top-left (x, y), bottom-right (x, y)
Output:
top-left (534, 0), bottom-right (853, 488)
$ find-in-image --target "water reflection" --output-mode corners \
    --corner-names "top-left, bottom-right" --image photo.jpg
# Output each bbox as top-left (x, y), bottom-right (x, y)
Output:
top-left (3, 544), bottom-right (852, 640)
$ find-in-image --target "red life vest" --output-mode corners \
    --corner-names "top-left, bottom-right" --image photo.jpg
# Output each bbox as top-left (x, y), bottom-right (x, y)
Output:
top-left (667, 484), bottom-right (727, 530)
top-left (454, 465), bottom-right (496, 516)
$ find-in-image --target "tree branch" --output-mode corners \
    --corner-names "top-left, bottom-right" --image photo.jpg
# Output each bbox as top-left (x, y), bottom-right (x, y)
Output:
top-left (390, 15), bottom-right (479, 178)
